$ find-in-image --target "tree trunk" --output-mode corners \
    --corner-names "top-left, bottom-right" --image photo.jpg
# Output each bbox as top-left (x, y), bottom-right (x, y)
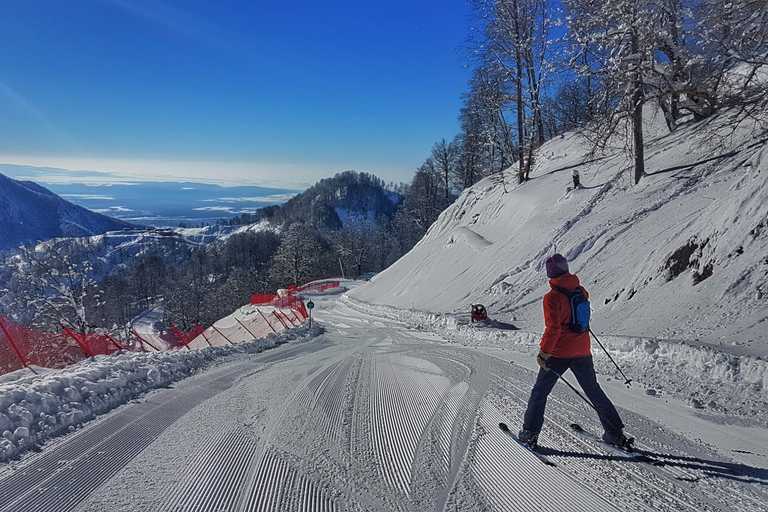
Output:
top-left (631, 28), bottom-right (645, 185)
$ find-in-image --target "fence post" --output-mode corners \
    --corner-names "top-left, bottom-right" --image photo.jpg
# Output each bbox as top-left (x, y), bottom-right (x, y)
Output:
top-left (169, 323), bottom-right (191, 350)
top-left (196, 324), bottom-right (213, 347)
top-left (257, 308), bottom-right (277, 333)
top-left (61, 324), bottom-right (95, 357)
top-left (235, 317), bottom-right (259, 340)
top-left (279, 310), bottom-right (298, 326)
top-left (105, 333), bottom-right (126, 351)
top-left (132, 331), bottom-right (159, 352)
top-left (209, 324), bottom-right (235, 345)
top-left (0, 316), bottom-right (28, 369)
top-left (272, 311), bottom-right (289, 329)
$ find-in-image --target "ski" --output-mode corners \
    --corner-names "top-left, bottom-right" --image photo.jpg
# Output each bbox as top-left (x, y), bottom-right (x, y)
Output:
top-left (498, 423), bottom-right (557, 467)
top-left (570, 423), bottom-right (663, 466)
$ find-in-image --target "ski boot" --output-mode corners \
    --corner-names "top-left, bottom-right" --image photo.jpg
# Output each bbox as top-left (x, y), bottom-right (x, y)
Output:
top-left (602, 429), bottom-right (635, 451)
top-left (517, 429), bottom-right (539, 449)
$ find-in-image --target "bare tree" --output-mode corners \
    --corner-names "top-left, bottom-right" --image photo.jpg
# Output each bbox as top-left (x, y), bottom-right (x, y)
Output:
top-left (431, 138), bottom-right (459, 200)
top-left (565, 0), bottom-right (657, 184)
top-left (332, 218), bottom-right (376, 278)
top-left (470, 0), bottom-right (555, 183)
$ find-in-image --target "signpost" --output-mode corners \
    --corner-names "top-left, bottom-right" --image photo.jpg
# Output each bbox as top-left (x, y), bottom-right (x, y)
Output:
top-left (307, 300), bottom-right (314, 329)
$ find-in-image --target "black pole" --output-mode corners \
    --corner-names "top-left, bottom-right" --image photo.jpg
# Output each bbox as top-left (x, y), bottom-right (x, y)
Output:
top-left (589, 328), bottom-right (632, 387)
top-left (550, 368), bottom-right (599, 414)
top-left (549, 368), bottom-right (622, 433)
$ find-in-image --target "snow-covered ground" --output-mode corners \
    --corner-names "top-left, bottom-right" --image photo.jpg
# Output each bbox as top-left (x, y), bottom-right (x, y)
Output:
top-left (349, 107), bottom-right (768, 358)
top-left (1, 106), bottom-right (767, 510)
top-left (0, 286), bottom-right (765, 511)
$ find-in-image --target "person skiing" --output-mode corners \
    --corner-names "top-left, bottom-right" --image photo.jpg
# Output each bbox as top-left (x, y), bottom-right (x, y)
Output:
top-left (518, 253), bottom-right (632, 450)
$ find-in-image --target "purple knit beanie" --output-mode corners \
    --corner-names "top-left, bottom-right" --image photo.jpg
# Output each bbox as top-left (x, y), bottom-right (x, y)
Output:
top-left (545, 254), bottom-right (569, 278)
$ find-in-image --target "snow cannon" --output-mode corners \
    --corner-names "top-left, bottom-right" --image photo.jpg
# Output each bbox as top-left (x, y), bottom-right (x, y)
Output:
top-left (471, 304), bottom-right (489, 323)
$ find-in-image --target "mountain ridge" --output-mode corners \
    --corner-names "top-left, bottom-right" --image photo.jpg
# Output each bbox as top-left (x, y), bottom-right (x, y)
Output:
top-left (0, 173), bottom-right (135, 251)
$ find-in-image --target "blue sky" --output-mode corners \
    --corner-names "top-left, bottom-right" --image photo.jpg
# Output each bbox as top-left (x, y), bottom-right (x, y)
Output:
top-left (0, 1), bottom-right (472, 189)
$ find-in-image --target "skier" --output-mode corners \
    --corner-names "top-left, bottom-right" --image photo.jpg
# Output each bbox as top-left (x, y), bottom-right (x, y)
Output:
top-left (518, 253), bottom-right (632, 450)
top-left (572, 169), bottom-right (580, 188)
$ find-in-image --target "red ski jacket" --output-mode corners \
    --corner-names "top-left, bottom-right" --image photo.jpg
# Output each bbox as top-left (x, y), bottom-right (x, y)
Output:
top-left (540, 273), bottom-right (591, 358)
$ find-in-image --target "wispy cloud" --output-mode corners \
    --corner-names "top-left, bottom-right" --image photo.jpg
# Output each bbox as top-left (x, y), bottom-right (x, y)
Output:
top-left (93, 206), bottom-right (134, 214)
top-left (0, 81), bottom-right (80, 151)
top-left (202, 194), bottom-right (297, 204)
top-left (60, 194), bottom-right (115, 201)
top-left (0, 159), bottom-right (314, 189)
top-left (106, 0), bottom-right (251, 61)
top-left (193, 206), bottom-right (236, 212)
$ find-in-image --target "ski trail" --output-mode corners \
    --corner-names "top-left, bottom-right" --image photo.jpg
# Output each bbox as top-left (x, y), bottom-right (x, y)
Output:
top-left (475, 403), bottom-right (624, 512)
top-left (0, 361), bottom-right (255, 512)
top-left (2, 293), bottom-right (765, 512)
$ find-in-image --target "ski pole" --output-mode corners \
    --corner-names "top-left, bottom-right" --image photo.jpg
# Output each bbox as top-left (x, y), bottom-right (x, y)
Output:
top-left (550, 368), bottom-right (598, 414)
top-left (549, 368), bottom-right (622, 433)
top-left (589, 328), bottom-right (632, 387)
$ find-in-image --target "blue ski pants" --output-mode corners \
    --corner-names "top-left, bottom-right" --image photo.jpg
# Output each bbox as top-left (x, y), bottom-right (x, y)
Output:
top-left (522, 355), bottom-right (624, 434)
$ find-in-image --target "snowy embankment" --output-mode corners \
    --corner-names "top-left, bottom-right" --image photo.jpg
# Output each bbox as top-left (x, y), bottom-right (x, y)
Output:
top-left (348, 106), bottom-right (768, 355)
top-left (0, 324), bottom-right (317, 463)
top-left (343, 296), bottom-right (768, 426)
top-left (346, 105), bottom-right (768, 432)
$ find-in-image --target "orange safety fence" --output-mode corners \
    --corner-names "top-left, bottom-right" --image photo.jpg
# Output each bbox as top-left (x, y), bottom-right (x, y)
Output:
top-left (1, 315), bottom-right (89, 374)
top-left (0, 285), bottom-right (313, 376)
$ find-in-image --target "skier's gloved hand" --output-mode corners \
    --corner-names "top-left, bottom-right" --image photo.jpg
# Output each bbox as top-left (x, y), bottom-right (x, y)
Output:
top-left (536, 349), bottom-right (552, 371)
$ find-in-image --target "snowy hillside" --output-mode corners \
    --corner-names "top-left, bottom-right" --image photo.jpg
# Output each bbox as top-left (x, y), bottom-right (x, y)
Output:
top-left (1, 108), bottom-right (767, 511)
top-left (0, 173), bottom-right (134, 251)
top-left (348, 107), bottom-right (768, 356)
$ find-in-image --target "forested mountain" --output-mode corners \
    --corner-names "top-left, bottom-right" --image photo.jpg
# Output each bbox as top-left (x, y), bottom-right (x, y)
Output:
top-left (0, 171), bottom-right (415, 338)
top-left (228, 171), bottom-right (403, 229)
top-left (0, 173), bottom-right (134, 251)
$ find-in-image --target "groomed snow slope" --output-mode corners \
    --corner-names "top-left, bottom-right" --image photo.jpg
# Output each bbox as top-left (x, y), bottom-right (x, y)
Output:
top-left (1, 290), bottom-right (766, 511)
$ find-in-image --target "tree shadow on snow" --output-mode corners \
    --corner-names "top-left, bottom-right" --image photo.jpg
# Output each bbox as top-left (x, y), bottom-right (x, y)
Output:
top-left (645, 150), bottom-right (739, 177)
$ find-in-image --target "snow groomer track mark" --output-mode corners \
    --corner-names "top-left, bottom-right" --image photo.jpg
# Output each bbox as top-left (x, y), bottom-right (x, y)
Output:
top-left (0, 361), bottom-right (256, 512)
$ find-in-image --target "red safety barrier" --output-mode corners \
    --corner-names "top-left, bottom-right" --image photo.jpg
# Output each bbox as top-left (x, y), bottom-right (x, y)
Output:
top-left (61, 326), bottom-right (124, 357)
top-left (251, 293), bottom-right (277, 305)
top-left (0, 315), bottom-right (88, 373)
top-left (296, 281), bottom-right (340, 293)
top-left (1, 281), bottom-right (323, 377)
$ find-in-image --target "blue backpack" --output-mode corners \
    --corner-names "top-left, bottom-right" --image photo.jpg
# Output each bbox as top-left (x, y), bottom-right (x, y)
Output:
top-left (552, 286), bottom-right (590, 333)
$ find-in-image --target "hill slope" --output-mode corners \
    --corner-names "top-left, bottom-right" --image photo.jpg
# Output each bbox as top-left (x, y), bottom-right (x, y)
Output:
top-left (0, 173), bottom-right (134, 251)
top-left (348, 107), bottom-right (768, 355)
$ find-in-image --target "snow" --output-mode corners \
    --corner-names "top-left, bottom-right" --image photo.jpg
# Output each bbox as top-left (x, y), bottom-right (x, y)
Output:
top-left (1, 106), bottom-right (767, 510)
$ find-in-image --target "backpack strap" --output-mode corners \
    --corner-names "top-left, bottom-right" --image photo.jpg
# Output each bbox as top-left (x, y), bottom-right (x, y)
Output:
top-left (551, 285), bottom-right (574, 297)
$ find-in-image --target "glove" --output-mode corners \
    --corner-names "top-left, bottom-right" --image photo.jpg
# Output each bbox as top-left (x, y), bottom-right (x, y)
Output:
top-left (536, 349), bottom-right (552, 371)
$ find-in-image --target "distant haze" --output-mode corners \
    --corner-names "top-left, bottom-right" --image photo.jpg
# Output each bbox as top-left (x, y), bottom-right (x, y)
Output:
top-left (0, 164), bottom-right (299, 227)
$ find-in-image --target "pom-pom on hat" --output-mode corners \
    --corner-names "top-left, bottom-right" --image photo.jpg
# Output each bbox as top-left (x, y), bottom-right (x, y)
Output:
top-left (545, 254), bottom-right (569, 278)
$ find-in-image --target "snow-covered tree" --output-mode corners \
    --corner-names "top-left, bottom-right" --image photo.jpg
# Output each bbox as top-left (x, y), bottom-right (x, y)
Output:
top-left (269, 224), bottom-right (321, 288)
top-left (564, 0), bottom-right (658, 184)
top-left (470, 0), bottom-right (556, 182)
top-left (11, 240), bottom-right (98, 333)
top-left (694, 0), bottom-right (768, 126)
top-left (332, 218), bottom-right (377, 278)
top-left (459, 62), bottom-right (517, 180)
